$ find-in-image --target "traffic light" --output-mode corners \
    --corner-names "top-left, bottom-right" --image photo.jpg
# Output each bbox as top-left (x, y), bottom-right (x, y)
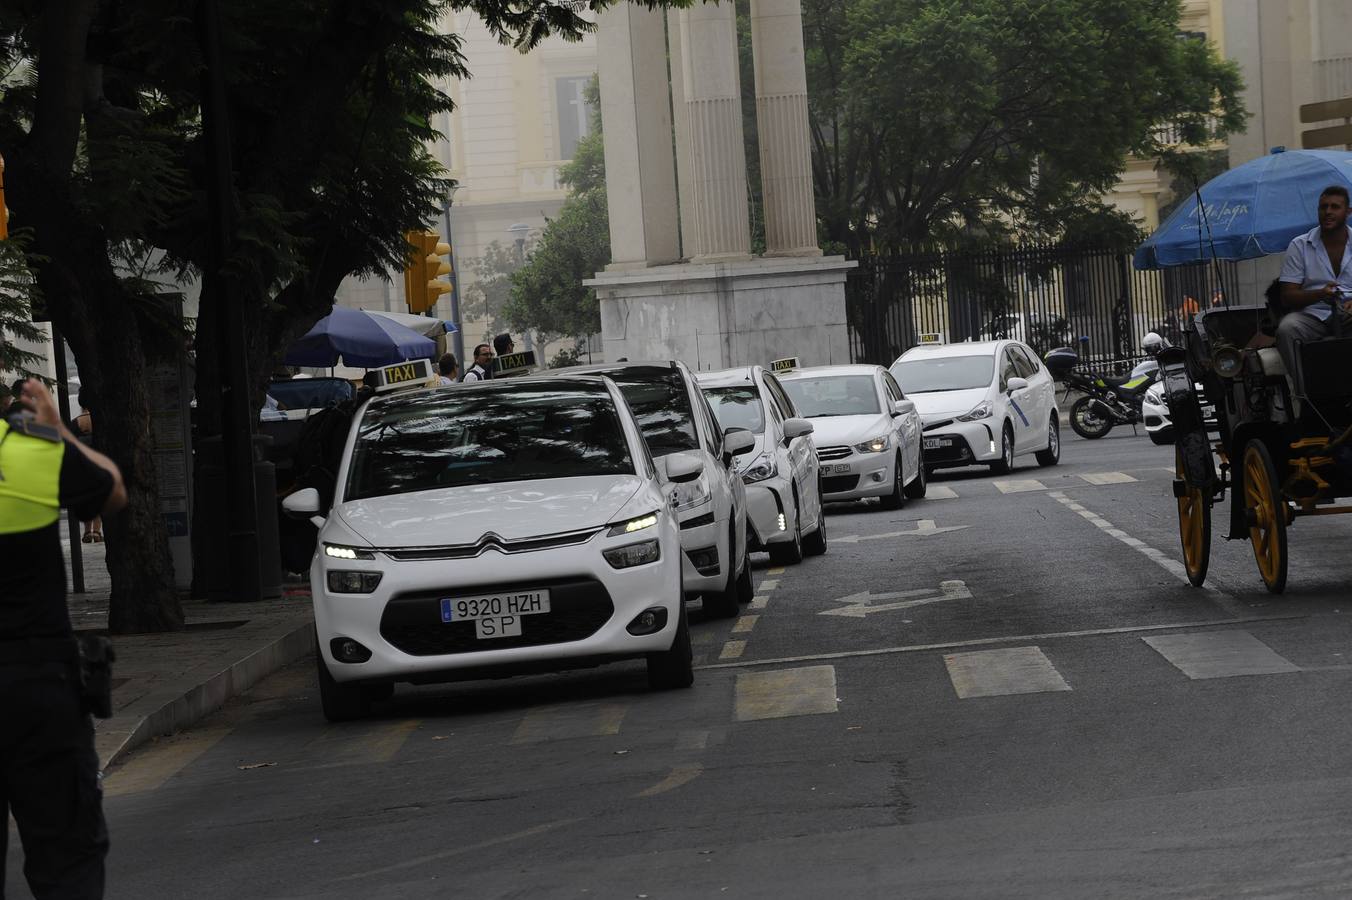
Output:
top-left (403, 230), bottom-right (452, 314)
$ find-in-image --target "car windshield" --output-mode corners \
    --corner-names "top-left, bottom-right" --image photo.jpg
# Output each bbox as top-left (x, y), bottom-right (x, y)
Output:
top-left (584, 367), bottom-right (699, 456)
top-left (702, 385), bottom-right (765, 434)
top-left (344, 385), bottom-right (634, 501)
top-left (780, 375), bottom-right (879, 417)
top-left (891, 355), bottom-right (995, 393)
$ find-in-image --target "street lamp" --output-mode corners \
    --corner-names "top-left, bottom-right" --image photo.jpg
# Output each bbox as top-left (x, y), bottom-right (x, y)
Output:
top-left (443, 184), bottom-right (465, 367)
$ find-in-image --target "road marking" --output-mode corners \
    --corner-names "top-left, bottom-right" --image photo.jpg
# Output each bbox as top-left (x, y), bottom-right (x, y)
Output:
top-left (103, 725), bottom-right (231, 796)
top-left (1144, 631), bottom-right (1301, 679)
top-left (1049, 491), bottom-right (1235, 607)
top-left (750, 595), bottom-right (770, 609)
top-left (636, 763), bottom-right (704, 798)
top-left (310, 719), bottom-right (422, 768)
top-left (767, 566), bottom-right (786, 575)
top-left (994, 479), bottom-right (1046, 494)
top-left (511, 703), bottom-right (627, 744)
top-left (720, 640), bottom-right (747, 660)
top-left (331, 817), bottom-right (586, 883)
top-left (834, 519), bottom-right (970, 543)
top-left (735, 666), bottom-right (839, 721)
top-left (732, 614), bottom-right (759, 634)
top-left (925, 485), bottom-right (958, 500)
top-left (675, 729), bottom-right (710, 751)
top-left (821, 579), bottom-right (971, 618)
top-left (1079, 471), bottom-right (1138, 485)
top-left (697, 614), bottom-right (1307, 670)
top-left (944, 646), bottom-right (1072, 699)
top-left (759, 578), bottom-right (780, 591)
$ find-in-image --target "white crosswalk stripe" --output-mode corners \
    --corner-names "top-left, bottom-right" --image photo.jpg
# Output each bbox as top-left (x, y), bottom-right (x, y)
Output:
top-left (1143, 631), bottom-right (1301, 680)
top-left (1079, 471), bottom-right (1138, 485)
top-left (943, 646), bottom-right (1072, 698)
top-left (925, 485), bottom-right (959, 500)
top-left (735, 666), bottom-right (838, 721)
top-left (993, 479), bottom-right (1046, 494)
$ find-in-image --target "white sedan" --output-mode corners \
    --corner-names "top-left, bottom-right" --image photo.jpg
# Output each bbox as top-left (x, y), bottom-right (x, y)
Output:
top-left (284, 375), bottom-right (698, 721)
top-left (890, 340), bottom-right (1059, 474)
top-left (777, 365), bottom-right (926, 507)
top-left (698, 366), bottom-right (825, 563)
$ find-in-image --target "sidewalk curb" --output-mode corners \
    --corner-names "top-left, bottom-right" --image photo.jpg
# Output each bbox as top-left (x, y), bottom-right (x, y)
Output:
top-left (95, 618), bottom-right (314, 771)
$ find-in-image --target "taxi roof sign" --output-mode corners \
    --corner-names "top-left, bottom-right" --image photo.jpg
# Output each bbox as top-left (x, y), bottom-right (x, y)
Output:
top-left (493, 350), bottom-right (537, 377)
top-left (917, 332), bottom-right (945, 345)
top-left (770, 356), bottom-right (799, 373)
top-left (372, 357), bottom-right (435, 393)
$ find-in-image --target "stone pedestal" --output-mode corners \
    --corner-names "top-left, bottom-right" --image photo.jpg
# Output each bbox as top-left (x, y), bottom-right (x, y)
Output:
top-left (587, 257), bottom-right (856, 370)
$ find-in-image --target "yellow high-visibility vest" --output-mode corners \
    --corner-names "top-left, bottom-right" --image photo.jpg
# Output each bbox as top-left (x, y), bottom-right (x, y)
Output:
top-left (0, 419), bottom-right (65, 534)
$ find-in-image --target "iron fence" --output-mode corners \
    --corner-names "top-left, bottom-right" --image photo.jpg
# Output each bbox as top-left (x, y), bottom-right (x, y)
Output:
top-left (846, 243), bottom-right (1237, 373)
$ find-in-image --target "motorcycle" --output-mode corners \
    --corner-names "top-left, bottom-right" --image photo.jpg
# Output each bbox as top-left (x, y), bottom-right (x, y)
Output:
top-left (1044, 334), bottom-right (1167, 440)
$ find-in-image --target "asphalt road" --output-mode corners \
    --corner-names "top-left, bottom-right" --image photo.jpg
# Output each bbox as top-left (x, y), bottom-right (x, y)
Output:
top-left (13, 426), bottom-right (1352, 898)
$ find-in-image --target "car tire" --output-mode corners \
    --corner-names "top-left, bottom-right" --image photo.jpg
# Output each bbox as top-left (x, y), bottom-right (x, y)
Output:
top-left (879, 454), bottom-right (906, 510)
top-left (1149, 429), bottom-right (1175, 446)
top-left (736, 555), bottom-right (754, 603)
top-left (1035, 414), bottom-right (1060, 467)
top-left (315, 634), bottom-right (372, 722)
top-left (769, 499), bottom-right (804, 565)
top-left (989, 424), bottom-right (1015, 475)
top-left (647, 601), bottom-right (694, 690)
top-left (803, 492), bottom-right (828, 556)
top-left (903, 451), bottom-right (927, 499)
top-left (704, 525), bottom-right (742, 619)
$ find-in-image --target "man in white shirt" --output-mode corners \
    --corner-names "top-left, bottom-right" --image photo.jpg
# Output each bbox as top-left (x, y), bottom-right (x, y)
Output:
top-left (461, 344), bottom-right (494, 382)
top-left (1276, 185), bottom-right (1352, 394)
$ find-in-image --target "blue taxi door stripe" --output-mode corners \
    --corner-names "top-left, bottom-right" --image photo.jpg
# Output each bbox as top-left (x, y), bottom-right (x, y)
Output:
top-left (1010, 399), bottom-right (1029, 427)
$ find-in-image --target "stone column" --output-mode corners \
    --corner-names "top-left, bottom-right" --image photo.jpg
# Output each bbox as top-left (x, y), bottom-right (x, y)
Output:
top-left (596, 3), bottom-right (680, 268)
top-left (666, 10), bottom-right (696, 259)
top-left (750, 0), bottom-right (820, 256)
top-left (678, 1), bottom-right (752, 261)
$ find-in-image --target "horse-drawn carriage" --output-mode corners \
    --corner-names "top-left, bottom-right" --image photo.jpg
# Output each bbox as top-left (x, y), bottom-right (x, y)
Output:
top-left (1165, 300), bottom-right (1352, 593)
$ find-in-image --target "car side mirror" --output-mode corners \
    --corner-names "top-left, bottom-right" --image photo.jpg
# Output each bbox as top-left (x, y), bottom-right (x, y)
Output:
top-left (1006, 376), bottom-right (1029, 394)
top-left (666, 451), bottom-right (703, 484)
top-left (782, 417), bottom-right (814, 441)
top-left (282, 487), bottom-right (325, 528)
top-left (891, 399), bottom-right (916, 417)
top-left (723, 428), bottom-right (756, 458)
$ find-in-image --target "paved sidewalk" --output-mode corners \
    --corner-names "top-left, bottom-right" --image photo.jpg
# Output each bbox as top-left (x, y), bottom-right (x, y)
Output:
top-left (62, 524), bottom-right (315, 770)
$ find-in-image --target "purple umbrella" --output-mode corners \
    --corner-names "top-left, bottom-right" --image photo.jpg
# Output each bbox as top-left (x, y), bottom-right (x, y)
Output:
top-left (284, 306), bottom-right (437, 367)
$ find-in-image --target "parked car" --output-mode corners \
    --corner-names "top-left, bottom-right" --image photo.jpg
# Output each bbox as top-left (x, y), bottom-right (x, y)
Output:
top-left (890, 339), bottom-right (1059, 474)
top-left (286, 375), bottom-right (697, 720)
top-left (777, 364), bottom-right (926, 507)
top-left (569, 361), bottom-right (752, 618)
top-left (697, 366), bottom-right (825, 564)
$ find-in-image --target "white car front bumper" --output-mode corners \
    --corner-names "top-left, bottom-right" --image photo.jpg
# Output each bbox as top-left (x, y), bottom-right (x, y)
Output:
top-left (313, 533), bottom-right (683, 684)
top-left (744, 480), bottom-right (794, 550)
top-left (920, 419), bottom-right (1002, 469)
top-left (676, 507), bottom-right (726, 596)
top-left (815, 449), bottom-right (895, 501)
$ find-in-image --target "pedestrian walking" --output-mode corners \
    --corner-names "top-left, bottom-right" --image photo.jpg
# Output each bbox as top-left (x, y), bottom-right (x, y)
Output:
top-left (1, 378), bottom-right (126, 899)
top-left (437, 353), bottom-right (459, 386)
top-left (461, 344), bottom-right (494, 382)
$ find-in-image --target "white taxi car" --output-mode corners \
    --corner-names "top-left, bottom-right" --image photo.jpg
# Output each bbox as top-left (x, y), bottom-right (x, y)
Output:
top-left (890, 340), bottom-right (1059, 474)
top-left (777, 365), bottom-right (925, 508)
top-left (570, 361), bottom-right (753, 619)
top-left (697, 366), bottom-right (825, 564)
top-left (284, 376), bottom-right (699, 721)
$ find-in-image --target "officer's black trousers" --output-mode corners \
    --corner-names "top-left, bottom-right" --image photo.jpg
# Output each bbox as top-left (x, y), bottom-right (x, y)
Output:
top-left (0, 661), bottom-right (107, 899)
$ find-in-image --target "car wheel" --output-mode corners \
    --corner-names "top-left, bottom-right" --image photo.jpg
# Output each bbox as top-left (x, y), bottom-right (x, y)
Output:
top-left (647, 601), bottom-right (694, 690)
top-left (803, 502), bottom-right (827, 556)
top-left (769, 497), bottom-right (804, 565)
top-left (315, 633), bottom-right (372, 722)
top-left (903, 450), bottom-right (927, 499)
top-left (704, 525), bottom-right (742, 619)
top-left (736, 555), bottom-right (754, 603)
top-left (879, 454), bottom-right (906, 510)
top-left (1035, 414), bottom-right (1060, 466)
top-left (989, 424), bottom-right (1015, 475)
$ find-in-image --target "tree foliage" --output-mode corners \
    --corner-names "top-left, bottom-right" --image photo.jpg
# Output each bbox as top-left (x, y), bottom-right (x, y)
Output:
top-left (0, 236), bottom-right (45, 378)
top-left (804, 0), bottom-right (1247, 251)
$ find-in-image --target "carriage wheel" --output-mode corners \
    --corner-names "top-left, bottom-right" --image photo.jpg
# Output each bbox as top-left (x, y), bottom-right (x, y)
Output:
top-left (1242, 438), bottom-right (1288, 594)
top-left (1175, 445), bottom-right (1211, 587)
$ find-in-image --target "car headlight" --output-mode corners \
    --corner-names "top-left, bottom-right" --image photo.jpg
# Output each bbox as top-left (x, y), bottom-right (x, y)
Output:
top-left (324, 543), bottom-right (375, 560)
top-left (326, 570), bottom-right (382, 593)
top-left (607, 511), bottom-right (660, 537)
top-left (957, 401), bottom-right (993, 422)
top-left (1145, 388), bottom-right (1163, 406)
top-left (853, 434), bottom-right (891, 454)
top-left (603, 539), bottom-right (661, 569)
top-left (671, 473), bottom-right (711, 510)
top-left (741, 454), bottom-right (778, 483)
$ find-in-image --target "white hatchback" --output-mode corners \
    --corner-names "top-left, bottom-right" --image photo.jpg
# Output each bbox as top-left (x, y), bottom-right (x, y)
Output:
top-left (890, 340), bottom-right (1060, 474)
top-left (284, 376), bottom-right (699, 721)
top-left (698, 366), bottom-right (825, 564)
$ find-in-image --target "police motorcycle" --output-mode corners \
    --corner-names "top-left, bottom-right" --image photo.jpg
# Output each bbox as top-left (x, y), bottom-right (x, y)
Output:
top-left (1043, 333), bottom-right (1168, 439)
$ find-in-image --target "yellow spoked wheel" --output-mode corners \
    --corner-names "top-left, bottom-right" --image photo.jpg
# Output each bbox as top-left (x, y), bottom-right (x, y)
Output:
top-left (1242, 438), bottom-right (1288, 594)
top-left (1175, 445), bottom-right (1211, 587)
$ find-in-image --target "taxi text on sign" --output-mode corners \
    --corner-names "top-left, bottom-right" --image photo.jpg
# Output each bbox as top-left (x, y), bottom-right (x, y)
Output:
top-left (770, 357), bottom-right (799, 373)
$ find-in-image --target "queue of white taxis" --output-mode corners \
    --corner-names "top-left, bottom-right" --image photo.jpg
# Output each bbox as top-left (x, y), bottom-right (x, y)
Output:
top-left (286, 374), bottom-right (708, 720)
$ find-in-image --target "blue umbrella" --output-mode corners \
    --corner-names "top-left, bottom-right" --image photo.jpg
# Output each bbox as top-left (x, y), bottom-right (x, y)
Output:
top-left (1133, 148), bottom-right (1352, 270)
top-left (284, 306), bottom-right (437, 367)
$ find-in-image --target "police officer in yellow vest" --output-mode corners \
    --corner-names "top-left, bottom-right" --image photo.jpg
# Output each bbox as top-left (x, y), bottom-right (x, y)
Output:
top-left (2, 378), bottom-right (125, 899)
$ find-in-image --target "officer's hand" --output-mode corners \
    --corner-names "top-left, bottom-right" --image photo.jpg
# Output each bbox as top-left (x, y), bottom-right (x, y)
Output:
top-left (17, 378), bottom-right (62, 429)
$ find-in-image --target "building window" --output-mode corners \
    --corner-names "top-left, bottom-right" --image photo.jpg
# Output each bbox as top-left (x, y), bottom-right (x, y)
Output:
top-left (556, 76), bottom-right (592, 160)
